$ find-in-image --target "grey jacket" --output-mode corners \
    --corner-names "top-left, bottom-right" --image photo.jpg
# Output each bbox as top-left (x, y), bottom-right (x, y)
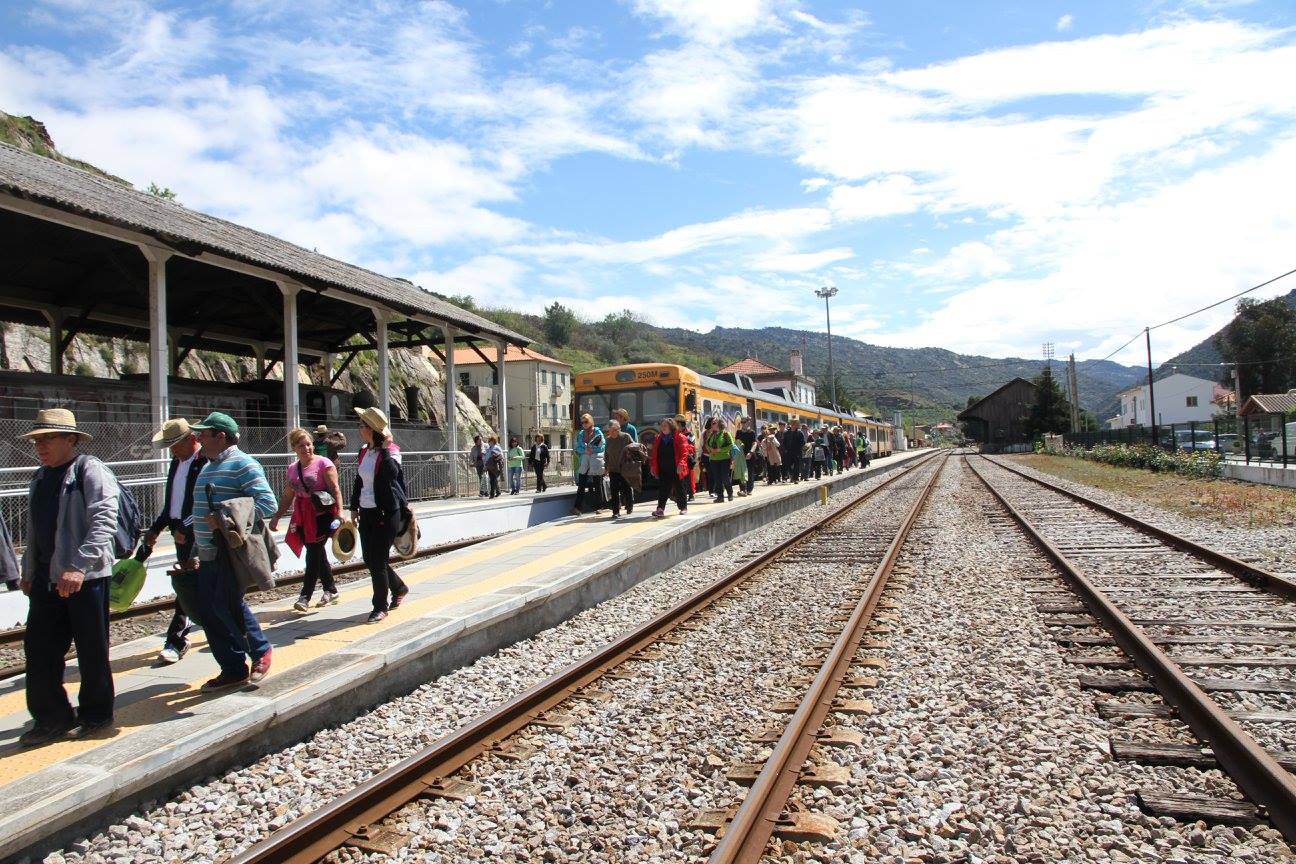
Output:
top-left (22, 455), bottom-right (119, 584)
top-left (0, 519), bottom-right (18, 584)
top-left (213, 496), bottom-right (279, 594)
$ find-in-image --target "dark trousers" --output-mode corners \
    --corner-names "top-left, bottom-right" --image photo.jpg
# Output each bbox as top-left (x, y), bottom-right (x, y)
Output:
top-left (25, 577), bottom-right (114, 726)
top-left (785, 455), bottom-right (801, 482)
top-left (813, 461), bottom-right (824, 479)
top-left (174, 557), bottom-right (271, 677)
top-left (767, 462), bottom-right (779, 485)
top-left (301, 542), bottom-right (336, 599)
top-left (488, 471), bottom-right (501, 498)
top-left (656, 474), bottom-right (688, 512)
top-left (359, 508), bottom-right (407, 613)
top-left (533, 466), bottom-right (547, 492)
top-left (574, 473), bottom-right (603, 511)
top-left (609, 475), bottom-right (635, 515)
top-left (165, 519), bottom-right (196, 652)
top-left (709, 459), bottom-right (732, 500)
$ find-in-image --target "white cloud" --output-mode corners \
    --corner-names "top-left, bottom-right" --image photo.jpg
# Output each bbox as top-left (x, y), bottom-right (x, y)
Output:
top-left (1056, 14), bottom-right (1074, 32)
top-left (827, 175), bottom-right (928, 220)
top-left (512, 206), bottom-right (832, 264)
top-left (624, 42), bottom-right (758, 148)
top-left (749, 247), bottom-right (854, 272)
top-left (631, 0), bottom-right (781, 44)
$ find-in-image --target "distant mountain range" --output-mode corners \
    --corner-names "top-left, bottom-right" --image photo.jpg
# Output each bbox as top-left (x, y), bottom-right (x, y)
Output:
top-left (653, 326), bottom-right (1145, 420)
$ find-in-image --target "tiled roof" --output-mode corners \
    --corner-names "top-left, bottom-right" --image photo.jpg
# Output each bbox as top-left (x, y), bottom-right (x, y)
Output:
top-left (0, 142), bottom-right (527, 344)
top-left (714, 357), bottom-right (782, 375)
top-left (1240, 390), bottom-right (1296, 416)
top-left (449, 345), bottom-right (569, 367)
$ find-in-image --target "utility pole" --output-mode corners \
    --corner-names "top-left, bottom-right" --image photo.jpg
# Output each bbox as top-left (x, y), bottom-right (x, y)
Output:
top-left (1223, 361), bottom-right (1242, 417)
top-left (1068, 353), bottom-right (1081, 431)
top-left (815, 285), bottom-right (839, 413)
top-left (1145, 327), bottom-right (1158, 444)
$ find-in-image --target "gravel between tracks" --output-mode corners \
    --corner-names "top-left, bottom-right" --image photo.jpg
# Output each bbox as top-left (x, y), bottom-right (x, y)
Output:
top-left (772, 457), bottom-right (1294, 864)
top-left (995, 457), bottom-right (1296, 575)
top-left (39, 465), bottom-right (913, 864)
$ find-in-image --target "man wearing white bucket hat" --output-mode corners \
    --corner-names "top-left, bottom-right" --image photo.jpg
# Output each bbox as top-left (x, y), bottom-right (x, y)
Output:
top-left (145, 418), bottom-right (207, 664)
top-left (17, 409), bottom-right (119, 745)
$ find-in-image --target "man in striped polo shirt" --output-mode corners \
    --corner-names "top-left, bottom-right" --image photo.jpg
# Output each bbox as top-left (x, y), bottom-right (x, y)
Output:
top-left (178, 412), bottom-right (277, 691)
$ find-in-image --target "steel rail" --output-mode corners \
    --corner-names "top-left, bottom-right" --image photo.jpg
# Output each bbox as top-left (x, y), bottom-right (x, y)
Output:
top-left (966, 456), bottom-right (1296, 844)
top-left (0, 533), bottom-right (502, 652)
top-left (708, 452), bottom-right (948, 863)
top-left (226, 453), bottom-right (941, 864)
top-left (982, 455), bottom-right (1296, 599)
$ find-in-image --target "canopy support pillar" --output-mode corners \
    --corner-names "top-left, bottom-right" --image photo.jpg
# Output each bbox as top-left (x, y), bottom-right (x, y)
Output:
top-left (139, 245), bottom-right (172, 434)
top-left (495, 339), bottom-right (509, 445)
top-left (280, 282), bottom-right (301, 433)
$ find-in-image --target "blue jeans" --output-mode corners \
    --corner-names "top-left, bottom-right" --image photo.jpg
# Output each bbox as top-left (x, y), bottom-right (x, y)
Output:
top-left (173, 557), bottom-right (271, 677)
top-left (508, 466), bottom-right (522, 494)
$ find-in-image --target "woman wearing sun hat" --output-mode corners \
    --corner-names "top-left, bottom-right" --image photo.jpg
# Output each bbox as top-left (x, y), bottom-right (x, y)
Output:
top-left (349, 407), bottom-right (409, 623)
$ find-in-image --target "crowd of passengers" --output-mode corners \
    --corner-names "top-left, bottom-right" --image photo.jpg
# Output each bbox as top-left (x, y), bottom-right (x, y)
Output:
top-left (7, 404), bottom-right (872, 747)
top-left (568, 411), bottom-right (873, 518)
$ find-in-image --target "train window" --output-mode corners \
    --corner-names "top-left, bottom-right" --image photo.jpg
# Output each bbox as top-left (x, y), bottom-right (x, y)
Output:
top-left (702, 399), bottom-right (713, 416)
top-left (642, 387), bottom-right (677, 426)
top-left (329, 395), bottom-right (341, 418)
top-left (579, 392), bottom-right (609, 423)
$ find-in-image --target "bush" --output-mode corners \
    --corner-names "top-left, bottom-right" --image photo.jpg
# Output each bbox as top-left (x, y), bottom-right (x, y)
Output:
top-left (1066, 442), bottom-right (1223, 479)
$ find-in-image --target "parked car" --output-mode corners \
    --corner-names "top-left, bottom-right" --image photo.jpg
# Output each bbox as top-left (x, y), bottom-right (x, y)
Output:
top-left (1214, 433), bottom-right (1241, 454)
top-left (1173, 429), bottom-right (1216, 451)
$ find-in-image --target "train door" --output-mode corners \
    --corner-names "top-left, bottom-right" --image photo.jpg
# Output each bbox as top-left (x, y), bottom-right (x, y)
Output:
top-left (746, 398), bottom-right (756, 422)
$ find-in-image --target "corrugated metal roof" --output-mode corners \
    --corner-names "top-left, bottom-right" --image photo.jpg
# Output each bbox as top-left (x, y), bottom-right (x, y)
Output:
top-left (0, 142), bottom-right (527, 345)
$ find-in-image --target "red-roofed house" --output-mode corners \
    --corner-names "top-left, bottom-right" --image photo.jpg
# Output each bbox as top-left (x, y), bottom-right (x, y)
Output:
top-left (443, 345), bottom-right (574, 446)
top-left (714, 350), bottom-right (817, 406)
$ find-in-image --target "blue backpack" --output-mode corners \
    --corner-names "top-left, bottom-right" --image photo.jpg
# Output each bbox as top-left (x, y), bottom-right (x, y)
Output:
top-left (75, 456), bottom-right (144, 559)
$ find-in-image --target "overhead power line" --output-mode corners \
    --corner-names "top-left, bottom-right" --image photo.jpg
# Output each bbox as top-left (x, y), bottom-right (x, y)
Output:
top-left (1150, 266), bottom-right (1296, 331)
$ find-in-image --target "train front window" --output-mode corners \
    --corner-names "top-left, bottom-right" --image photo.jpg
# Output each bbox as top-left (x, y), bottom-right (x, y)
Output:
top-left (641, 386), bottom-right (677, 426)
top-left (578, 386), bottom-right (678, 430)
top-left (578, 393), bottom-right (613, 426)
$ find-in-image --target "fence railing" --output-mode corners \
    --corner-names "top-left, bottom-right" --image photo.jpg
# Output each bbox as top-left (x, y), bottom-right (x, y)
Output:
top-left (1063, 415), bottom-right (1296, 468)
top-left (0, 448), bottom-right (575, 554)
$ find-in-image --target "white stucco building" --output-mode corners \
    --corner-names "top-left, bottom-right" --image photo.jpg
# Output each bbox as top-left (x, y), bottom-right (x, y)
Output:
top-left (1115, 373), bottom-right (1218, 428)
top-left (450, 345), bottom-right (574, 447)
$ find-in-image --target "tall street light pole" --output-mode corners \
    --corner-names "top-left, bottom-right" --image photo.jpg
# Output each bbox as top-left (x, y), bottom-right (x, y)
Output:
top-left (815, 285), bottom-right (839, 413)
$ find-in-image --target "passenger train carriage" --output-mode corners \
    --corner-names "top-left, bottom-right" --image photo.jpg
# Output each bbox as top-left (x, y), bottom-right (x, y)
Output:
top-left (574, 363), bottom-right (893, 455)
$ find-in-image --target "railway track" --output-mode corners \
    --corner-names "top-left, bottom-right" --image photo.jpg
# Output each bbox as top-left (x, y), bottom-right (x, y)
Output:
top-left (968, 455), bottom-right (1296, 843)
top-left (226, 452), bottom-right (948, 863)
top-left (0, 534), bottom-right (502, 681)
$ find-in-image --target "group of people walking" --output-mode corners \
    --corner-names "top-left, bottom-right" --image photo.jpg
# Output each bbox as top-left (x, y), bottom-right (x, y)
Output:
top-left (567, 411), bottom-right (873, 519)
top-left (13, 404), bottom-right (420, 747)
top-left (470, 434), bottom-right (550, 498)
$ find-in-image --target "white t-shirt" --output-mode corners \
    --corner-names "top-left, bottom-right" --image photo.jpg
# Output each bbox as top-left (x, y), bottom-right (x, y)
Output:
top-left (358, 447), bottom-right (402, 508)
top-left (169, 454), bottom-right (196, 520)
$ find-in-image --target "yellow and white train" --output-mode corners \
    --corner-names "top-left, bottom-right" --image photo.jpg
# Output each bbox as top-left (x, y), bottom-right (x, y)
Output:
top-left (573, 363), bottom-right (894, 455)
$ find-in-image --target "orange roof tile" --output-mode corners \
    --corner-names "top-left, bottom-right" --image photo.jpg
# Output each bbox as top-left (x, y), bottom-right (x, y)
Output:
top-left (714, 358), bottom-right (782, 376)
top-left (447, 345), bottom-right (569, 367)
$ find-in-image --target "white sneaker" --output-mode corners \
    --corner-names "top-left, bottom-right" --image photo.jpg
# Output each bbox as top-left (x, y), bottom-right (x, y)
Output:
top-left (293, 597), bottom-right (310, 613)
top-left (317, 591), bottom-right (339, 607)
top-left (158, 645), bottom-right (182, 665)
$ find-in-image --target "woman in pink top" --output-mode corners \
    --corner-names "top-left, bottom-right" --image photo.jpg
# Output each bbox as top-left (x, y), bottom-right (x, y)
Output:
top-left (270, 428), bottom-right (343, 611)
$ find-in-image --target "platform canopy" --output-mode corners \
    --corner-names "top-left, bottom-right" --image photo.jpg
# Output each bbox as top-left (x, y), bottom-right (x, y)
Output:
top-left (0, 142), bottom-right (523, 448)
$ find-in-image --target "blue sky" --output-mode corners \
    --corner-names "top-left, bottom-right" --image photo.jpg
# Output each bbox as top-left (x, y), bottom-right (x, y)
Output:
top-left (2, 0), bottom-right (1295, 366)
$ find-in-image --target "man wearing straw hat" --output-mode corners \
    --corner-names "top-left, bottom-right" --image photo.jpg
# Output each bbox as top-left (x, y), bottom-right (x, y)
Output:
top-left (144, 418), bottom-right (207, 665)
top-left (17, 409), bottom-right (119, 745)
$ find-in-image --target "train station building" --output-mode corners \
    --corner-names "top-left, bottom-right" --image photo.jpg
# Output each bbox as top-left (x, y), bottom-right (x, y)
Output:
top-left (0, 142), bottom-right (528, 468)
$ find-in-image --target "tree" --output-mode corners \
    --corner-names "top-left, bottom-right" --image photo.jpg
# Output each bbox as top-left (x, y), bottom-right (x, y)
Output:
top-left (146, 182), bottom-right (177, 200)
top-left (966, 394), bottom-right (981, 408)
top-left (1022, 365), bottom-right (1071, 438)
top-left (543, 302), bottom-right (579, 347)
top-left (1213, 296), bottom-right (1296, 400)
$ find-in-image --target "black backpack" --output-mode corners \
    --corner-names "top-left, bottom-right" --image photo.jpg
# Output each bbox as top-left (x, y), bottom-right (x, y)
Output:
top-left (75, 456), bottom-right (143, 559)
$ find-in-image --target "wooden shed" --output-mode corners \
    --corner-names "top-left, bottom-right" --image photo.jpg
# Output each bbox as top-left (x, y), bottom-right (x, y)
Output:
top-left (958, 377), bottom-right (1038, 452)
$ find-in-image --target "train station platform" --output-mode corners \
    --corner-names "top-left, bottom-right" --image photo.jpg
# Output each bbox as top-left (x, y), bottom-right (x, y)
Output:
top-left (0, 484), bottom-right (580, 629)
top-left (0, 449), bottom-right (930, 859)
